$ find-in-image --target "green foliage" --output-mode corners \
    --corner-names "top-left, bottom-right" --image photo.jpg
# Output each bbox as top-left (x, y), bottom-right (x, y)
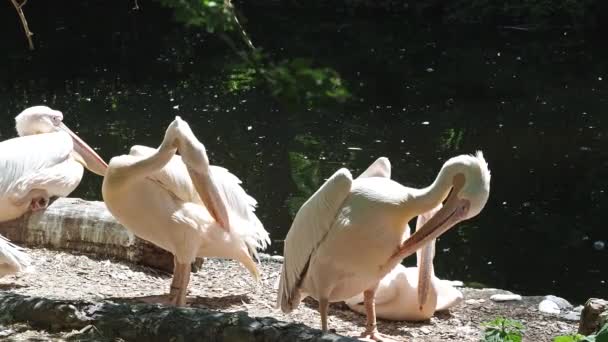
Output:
top-left (481, 318), bottom-right (524, 342)
top-left (157, 0), bottom-right (236, 33)
top-left (553, 322), bottom-right (608, 342)
top-left (554, 334), bottom-right (592, 342)
top-left (156, 0), bottom-right (350, 108)
top-left (264, 58), bottom-right (350, 107)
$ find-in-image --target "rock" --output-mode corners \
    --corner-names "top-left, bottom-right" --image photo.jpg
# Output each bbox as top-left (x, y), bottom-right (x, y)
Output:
top-left (544, 295), bottom-right (573, 310)
top-left (538, 299), bottom-right (561, 315)
top-left (490, 294), bottom-right (522, 302)
top-left (561, 311), bottom-right (581, 322)
top-left (578, 298), bottom-right (608, 335)
top-left (446, 280), bottom-right (464, 287)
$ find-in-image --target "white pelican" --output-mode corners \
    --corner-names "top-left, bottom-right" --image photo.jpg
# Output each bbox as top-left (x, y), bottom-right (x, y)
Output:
top-left (0, 235), bottom-right (33, 277)
top-left (0, 106), bottom-right (107, 222)
top-left (345, 204), bottom-right (463, 321)
top-left (277, 153), bottom-right (490, 341)
top-left (102, 116), bottom-right (270, 306)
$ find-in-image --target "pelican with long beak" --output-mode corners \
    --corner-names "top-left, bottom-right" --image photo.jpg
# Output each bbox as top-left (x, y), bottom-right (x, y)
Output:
top-left (0, 106), bottom-right (107, 223)
top-left (102, 116), bottom-right (270, 306)
top-left (345, 204), bottom-right (463, 321)
top-left (277, 153), bottom-right (490, 341)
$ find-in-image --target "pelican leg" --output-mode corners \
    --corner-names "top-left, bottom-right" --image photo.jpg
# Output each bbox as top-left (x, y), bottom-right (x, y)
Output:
top-left (359, 287), bottom-right (396, 342)
top-left (319, 297), bottom-right (329, 332)
top-left (170, 262), bottom-right (191, 307)
top-left (168, 256), bottom-right (183, 301)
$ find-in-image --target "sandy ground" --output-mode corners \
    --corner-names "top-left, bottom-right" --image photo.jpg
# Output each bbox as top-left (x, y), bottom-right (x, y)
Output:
top-left (0, 248), bottom-right (578, 341)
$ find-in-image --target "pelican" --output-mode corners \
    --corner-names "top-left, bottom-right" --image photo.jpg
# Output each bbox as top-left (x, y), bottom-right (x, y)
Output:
top-left (277, 153), bottom-right (490, 341)
top-left (102, 116), bottom-right (270, 306)
top-left (345, 204), bottom-right (463, 321)
top-left (0, 106), bottom-right (107, 223)
top-left (0, 235), bottom-right (33, 277)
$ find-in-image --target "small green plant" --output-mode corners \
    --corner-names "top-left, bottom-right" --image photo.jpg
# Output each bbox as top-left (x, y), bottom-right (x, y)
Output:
top-left (554, 322), bottom-right (608, 342)
top-left (481, 317), bottom-right (524, 342)
top-left (554, 334), bottom-right (591, 342)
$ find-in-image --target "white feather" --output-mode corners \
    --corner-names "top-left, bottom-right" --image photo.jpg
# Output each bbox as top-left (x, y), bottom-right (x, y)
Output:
top-left (0, 235), bottom-right (33, 277)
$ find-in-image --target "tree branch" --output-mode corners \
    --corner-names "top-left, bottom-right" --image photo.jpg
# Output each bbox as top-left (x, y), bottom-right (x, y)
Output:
top-left (9, 0), bottom-right (34, 50)
top-left (0, 292), bottom-right (357, 342)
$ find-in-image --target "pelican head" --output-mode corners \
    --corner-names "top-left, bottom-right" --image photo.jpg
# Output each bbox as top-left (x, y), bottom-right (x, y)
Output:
top-left (14, 105), bottom-right (108, 176)
top-left (400, 151), bottom-right (491, 255)
top-left (15, 106), bottom-right (64, 136)
top-left (445, 151), bottom-right (491, 220)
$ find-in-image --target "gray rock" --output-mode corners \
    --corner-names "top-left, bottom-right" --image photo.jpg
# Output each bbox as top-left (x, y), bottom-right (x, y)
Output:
top-left (561, 311), bottom-right (581, 322)
top-left (538, 299), bottom-right (561, 315)
top-left (544, 295), bottom-right (573, 310)
top-left (490, 294), bottom-right (522, 302)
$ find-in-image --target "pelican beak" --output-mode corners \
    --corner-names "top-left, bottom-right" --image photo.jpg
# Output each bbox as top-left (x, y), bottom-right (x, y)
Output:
top-left (395, 190), bottom-right (467, 261)
top-left (187, 167), bottom-right (231, 232)
top-left (58, 123), bottom-right (108, 176)
top-left (417, 242), bottom-right (434, 310)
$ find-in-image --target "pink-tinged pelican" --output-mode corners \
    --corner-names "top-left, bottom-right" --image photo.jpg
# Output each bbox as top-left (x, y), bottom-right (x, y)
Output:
top-left (0, 106), bottom-right (108, 223)
top-left (0, 235), bottom-right (33, 277)
top-left (345, 204), bottom-right (463, 321)
top-left (102, 116), bottom-right (270, 306)
top-left (277, 153), bottom-right (490, 341)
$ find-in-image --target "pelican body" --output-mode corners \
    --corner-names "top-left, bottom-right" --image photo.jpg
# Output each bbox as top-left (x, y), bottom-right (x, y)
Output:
top-left (102, 116), bottom-right (270, 306)
top-left (345, 205), bottom-right (463, 321)
top-left (278, 153), bottom-right (490, 340)
top-left (0, 106), bottom-right (107, 222)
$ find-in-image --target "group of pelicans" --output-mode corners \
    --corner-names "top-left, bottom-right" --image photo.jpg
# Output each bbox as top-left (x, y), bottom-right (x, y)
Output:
top-left (0, 106), bottom-right (490, 341)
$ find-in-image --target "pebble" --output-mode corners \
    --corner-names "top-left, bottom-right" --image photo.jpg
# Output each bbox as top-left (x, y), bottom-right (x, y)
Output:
top-left (490, 294), bottom-right (522, 302)
top-left (465, 299), bottom-right (485, 305)
top-left (539, 299), bottom-right (561, 315)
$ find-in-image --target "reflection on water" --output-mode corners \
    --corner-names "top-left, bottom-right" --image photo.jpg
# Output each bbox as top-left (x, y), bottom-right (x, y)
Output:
top-left (0, 2), bottom-right (606, 303)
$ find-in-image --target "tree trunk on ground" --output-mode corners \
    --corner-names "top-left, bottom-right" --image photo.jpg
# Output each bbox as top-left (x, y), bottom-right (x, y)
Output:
top-left (578, 298), bottom-right (608, 335)
top-left (0, 198), bottom-right (202, 273)
top-left (0, 292), bottom-right (355, 342)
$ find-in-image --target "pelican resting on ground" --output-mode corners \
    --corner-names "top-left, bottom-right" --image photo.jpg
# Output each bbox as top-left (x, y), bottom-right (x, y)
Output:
top-left (0, 106), bottom-right (107, 223)
top-left (277, 153), bottom-right (490, 341)
top-left (345, 204), bottom-right (463, 321)
top-left (0, 235), bottom-right (33, 278)
top-left (102, 116), bottom-right (270, 306)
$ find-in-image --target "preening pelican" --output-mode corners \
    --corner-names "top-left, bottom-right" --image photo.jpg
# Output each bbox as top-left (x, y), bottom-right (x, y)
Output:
top-left (277, 153), bottom-right (490, 341)
top-left (345, 204), bottom-right (463, 321)
top-left (0, 235), bottom-right (33, 277)
top-left (102, 116), bottom-right (270, 306)
top-left (0, 106), bottom-right (107, 222)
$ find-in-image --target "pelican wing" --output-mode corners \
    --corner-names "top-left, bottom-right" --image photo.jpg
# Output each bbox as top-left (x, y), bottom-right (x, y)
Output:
top-left (130, 145), bottom-right (270, 253)
top-left (0, 132), bottom-right (73, 198)
top-left (0, 235), bottom-right (33, 277)
top-left (357, 157), bottom-right (391, 179)
top-left (277, 168), bottom-right (353, 313)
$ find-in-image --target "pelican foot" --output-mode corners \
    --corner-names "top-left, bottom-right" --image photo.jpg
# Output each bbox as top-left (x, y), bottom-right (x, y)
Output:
top-left (30, 197), bottom-right (48, 211)
top-left (358, 331), bottom-right (398, 342)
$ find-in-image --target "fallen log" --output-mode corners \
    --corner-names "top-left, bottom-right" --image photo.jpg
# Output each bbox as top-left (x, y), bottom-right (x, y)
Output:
top-left (0, 198), bottom-right (202, 273)
top-left (0, 292), bottom-right (355, 341)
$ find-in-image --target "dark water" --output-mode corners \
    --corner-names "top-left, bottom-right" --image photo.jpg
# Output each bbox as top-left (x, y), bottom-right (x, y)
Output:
top-left (1, 2), bottom-right (606, 303)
